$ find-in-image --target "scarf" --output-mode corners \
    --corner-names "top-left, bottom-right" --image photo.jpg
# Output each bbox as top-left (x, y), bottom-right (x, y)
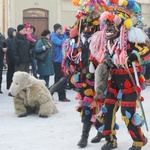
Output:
top-left (41, 36), bottom-right (52, 49)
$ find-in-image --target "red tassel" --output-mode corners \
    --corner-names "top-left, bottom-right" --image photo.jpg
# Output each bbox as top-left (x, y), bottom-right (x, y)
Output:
top-left (108, 79), bottom-right (112, 86)
top-left (140, 96), bottom-right (144, 102)
top-left (124, 79), bottom-right (132, 89)
top-left (137, 86), bottom-right (141, 94)
top-left (138, 75), bottom-right (145, 84)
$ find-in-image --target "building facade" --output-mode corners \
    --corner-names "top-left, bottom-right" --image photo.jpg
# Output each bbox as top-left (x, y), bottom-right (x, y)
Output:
top-left (0, 0), bottom-right (150, 38)
top-left (0, 0), bottom-right (78, 38)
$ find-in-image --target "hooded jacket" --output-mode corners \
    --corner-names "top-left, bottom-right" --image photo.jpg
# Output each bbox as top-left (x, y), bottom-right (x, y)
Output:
top-left (50, 32), bottom-right (68, 63)
top-left (6, 27), bottom-right (16, 64)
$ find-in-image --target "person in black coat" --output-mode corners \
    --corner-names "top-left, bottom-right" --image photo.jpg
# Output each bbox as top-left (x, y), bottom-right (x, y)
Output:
top-left (12, 24), bottom-right (31, 73)
top-left (0, 31), bottom-right (7, 93)
top-left (6, 27), bottom-right (16, 89)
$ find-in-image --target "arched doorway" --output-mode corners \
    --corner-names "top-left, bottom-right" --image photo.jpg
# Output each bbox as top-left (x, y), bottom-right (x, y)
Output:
top-left (23, 8), bottom-right (48, 39)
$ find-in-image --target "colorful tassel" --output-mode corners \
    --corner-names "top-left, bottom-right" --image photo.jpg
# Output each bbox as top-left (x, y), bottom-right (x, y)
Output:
top-left (104, 87), bottom-right (108, 96)
top-left (89, 62), bottom-right (95, 73)
top-left (98, 125), bottom-right (105, 132)
top-left (125, 111), bottom-right (131, 119)
top-left (131, 113), bottom-right (144, 126)
top-left (117, 90), bottom-right (122, 100)
top-left (74, 73), bottom-right (80, 82)
top-left (100, 107), bottom-right (107, 113)
top-left (141, 84), bottom-right (146, 90)
top-left (115, 123), bottom-right (119, 130)
top-left (85, 110), bottom-right (90, 115)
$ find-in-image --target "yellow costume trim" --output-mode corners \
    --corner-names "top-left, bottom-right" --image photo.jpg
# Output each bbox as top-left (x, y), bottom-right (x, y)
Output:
top-left (133, 141), bottom-right (143, 147)
top-left (122, 116), bottom-right (129, 126)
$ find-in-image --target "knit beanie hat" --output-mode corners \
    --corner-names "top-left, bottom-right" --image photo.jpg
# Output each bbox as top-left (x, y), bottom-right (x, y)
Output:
top-left (53, 23), bottom-right (62, 32)
top-left (17, 24), bottom-right (25, 32)
top-left (41, 29), bottom-right (51, 36)
top-left (24, 23), bottom-right (31, 29)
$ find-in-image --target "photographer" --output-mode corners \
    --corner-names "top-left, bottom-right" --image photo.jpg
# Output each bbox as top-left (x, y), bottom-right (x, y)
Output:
top-left (35, 30), bottom-right (54, 88)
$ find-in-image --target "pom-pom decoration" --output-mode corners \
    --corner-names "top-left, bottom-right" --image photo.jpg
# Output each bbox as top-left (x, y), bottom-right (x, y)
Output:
top-left (123, 0), bottom-right (128, 6)
top-left (92, 20), bottom-right (99, 26)
top-left (127, 0), bottom-right (135, 10)
top-left (70, 28), bottom-right (79, 38)
top-left (133, 2), bottom-right (140, 13)
top-left (72, 0), bottom-right (80, 6)
top-left (118, 0), bottom-right (124, 6)
top-left (123, 18), bottom-right (132, 29)
top-left (110, 0), bottom-right (119, 4)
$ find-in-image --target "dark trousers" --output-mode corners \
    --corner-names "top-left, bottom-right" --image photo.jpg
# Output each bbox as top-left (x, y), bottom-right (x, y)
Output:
top-left (15, 62), bottom-right (30, 73)
top-left (103, 67), bottom-right (147, 146)
top-left (0, 61), bottom-right (3, 89)
top-left (53, 62), bottom-right (66, 100)
top-left (6, 63), bottom-right (15, 89)
top-left (39, 75), bottom-right (50, 88)
top-left (31, 58), bottom-right (37, 78)
top-left (145, 63), bottom-right (150, 80)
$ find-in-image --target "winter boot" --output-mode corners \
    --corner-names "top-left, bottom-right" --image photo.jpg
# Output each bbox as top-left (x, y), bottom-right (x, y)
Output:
top-left (129, 146), bottom-right (141, 150)
top-left (91, 132), bottom-right (103, 143)
top-left (77, 124), bottom-right (91, 148)
top-left (101, 141), bottom-right (117, 150)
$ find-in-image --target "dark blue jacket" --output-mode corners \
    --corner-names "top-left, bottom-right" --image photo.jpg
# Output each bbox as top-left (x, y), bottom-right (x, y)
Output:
top-left (50, 32), bottom-right (68, 63)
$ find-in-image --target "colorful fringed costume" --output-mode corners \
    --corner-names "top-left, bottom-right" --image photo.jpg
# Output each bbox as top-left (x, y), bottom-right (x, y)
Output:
top-left (89, 0), bottom-right (149, 150)
top-left (62, 0), bottom-right (108, 148)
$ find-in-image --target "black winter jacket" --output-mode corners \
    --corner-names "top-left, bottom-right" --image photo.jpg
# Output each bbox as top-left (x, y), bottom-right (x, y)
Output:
top-left (12, 33), bottom-right (31, 65)
top-left (0, 33), bottom-right (6, 62)
top-left (6, 28), bottom-right (16, 64)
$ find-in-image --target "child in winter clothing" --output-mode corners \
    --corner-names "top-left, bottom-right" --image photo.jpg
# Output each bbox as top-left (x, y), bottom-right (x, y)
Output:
top-left (24, 23), bottom-right (36, 43)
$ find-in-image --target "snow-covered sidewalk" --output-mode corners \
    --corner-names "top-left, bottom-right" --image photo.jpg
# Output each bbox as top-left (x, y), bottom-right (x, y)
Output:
top-left (0, 74), bottom-right (149, 150)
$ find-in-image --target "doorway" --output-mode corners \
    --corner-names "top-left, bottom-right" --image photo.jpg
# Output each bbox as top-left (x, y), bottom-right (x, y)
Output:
top-left (23, 8), bottom-right (48, 39)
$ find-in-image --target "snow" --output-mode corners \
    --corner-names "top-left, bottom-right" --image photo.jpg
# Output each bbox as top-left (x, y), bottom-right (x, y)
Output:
top-left (0, 73), bottom-right (150, 150)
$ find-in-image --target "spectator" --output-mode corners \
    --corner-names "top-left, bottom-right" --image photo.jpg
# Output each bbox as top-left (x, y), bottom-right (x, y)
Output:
top-left (29, 25), bottom-right (38, 78)
top-left (6, 27), bottom-right (16, 90)
top-left (50, 23), bottom-right (70, 102)
top-left (24, 23), bottom-right (36, 43)
top-left (12, 24), bottom-right (31, 73)
top-left (0, 30), bottom-right (7, 93)
top-left (35, 29), bottom-right (54, 88)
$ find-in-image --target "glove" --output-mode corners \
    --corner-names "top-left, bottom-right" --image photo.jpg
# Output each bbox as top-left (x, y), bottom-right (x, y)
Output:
top-left (128, 53), bottom-right (138, 62)
top-left (45, 45), bottom-right (49, 50)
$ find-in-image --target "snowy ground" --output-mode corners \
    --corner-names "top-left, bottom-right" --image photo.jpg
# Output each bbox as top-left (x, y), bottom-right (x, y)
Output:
top-left (0, 72), bottom-right (150, 150)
